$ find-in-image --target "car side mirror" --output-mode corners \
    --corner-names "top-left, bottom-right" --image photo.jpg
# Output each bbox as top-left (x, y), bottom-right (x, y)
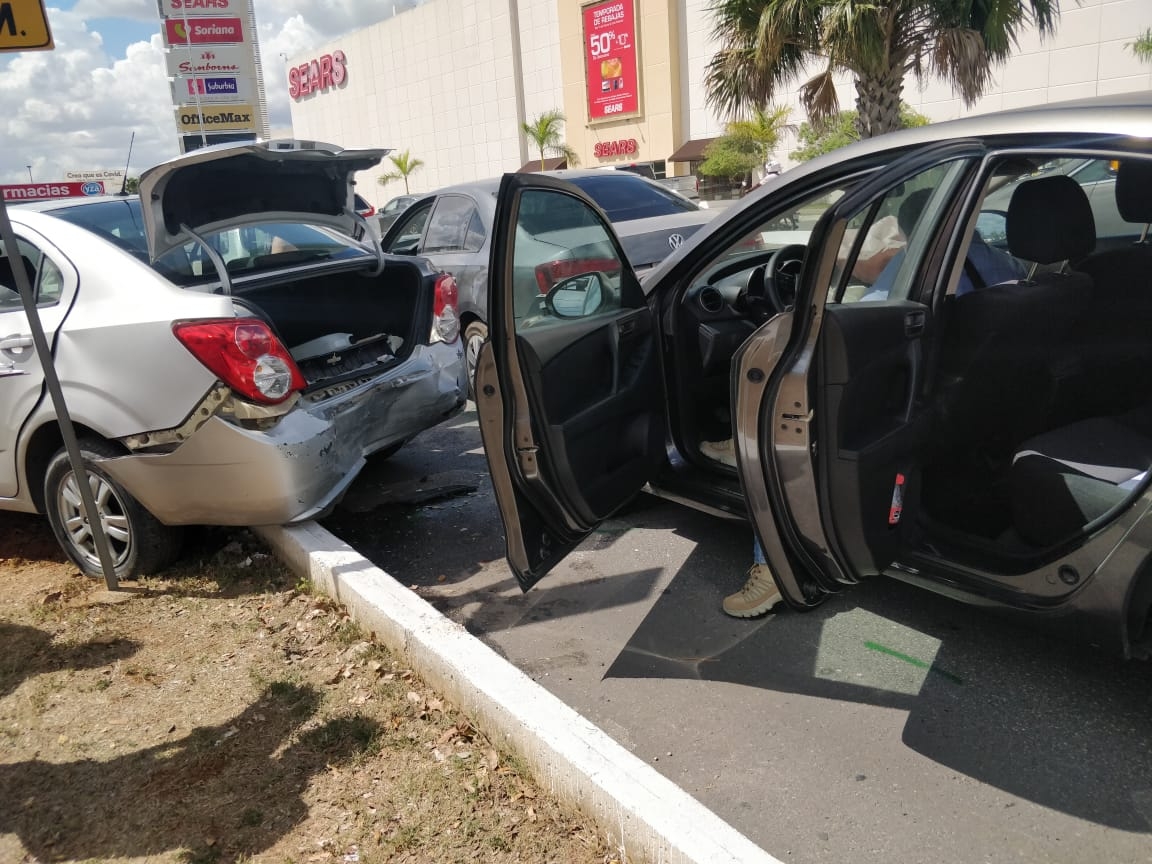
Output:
top-left (544, 272), bottom-right (606, 319)
top-left (976, 210), bottom-right (1008, 245)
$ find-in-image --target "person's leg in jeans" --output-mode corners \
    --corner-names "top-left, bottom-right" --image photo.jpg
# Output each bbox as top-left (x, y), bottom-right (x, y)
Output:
top-left (722, 535), bottom-right (782, 618)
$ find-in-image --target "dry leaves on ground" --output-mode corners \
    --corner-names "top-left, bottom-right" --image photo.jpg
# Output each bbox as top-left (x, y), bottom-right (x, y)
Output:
top-left (0, 514), bottom-right (621, 864)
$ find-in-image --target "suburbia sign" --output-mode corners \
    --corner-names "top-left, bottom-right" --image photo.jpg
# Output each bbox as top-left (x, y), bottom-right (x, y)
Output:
top-left (289, 49), bottom-right (346, 100)
top-left (593, 138), bottom-right (638, 158)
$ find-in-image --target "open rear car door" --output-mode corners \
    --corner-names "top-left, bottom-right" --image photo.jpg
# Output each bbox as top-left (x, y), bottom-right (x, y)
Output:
top-left (475, 173), bottom-right (666, 590)
top-left (734, 141), bottom-right (986, 608)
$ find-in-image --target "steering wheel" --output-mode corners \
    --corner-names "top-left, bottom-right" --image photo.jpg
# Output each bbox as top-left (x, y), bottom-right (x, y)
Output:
top-left (764, 244), bottom-right (807, 314)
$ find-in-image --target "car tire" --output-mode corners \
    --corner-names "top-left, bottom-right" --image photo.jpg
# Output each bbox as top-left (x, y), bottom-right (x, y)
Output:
top-left (464, 320), bottom-right (488, 401)
top-left (44, 439), bottom-right (184, 580)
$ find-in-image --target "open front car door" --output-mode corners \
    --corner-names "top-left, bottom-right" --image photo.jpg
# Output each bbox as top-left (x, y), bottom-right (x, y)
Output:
top-left (476, 173), bottom-right (666, 590)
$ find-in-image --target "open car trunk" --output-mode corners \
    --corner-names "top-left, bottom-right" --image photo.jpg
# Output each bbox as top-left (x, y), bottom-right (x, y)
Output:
top-left (230, 258), bottom-right (432, 388)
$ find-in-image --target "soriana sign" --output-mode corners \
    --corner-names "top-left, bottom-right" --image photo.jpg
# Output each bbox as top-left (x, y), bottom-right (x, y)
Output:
top-left (289, 50), bottom-right (347, 100)
top-left (164, 16), bottom-right (244, 44)
top-left (2, 181), bottom-right (105, 202)
top-left (582, 0), bottom-right (640, 123)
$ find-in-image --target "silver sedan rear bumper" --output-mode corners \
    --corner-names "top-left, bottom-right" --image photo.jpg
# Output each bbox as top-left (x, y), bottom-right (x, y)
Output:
top-left (99, 342), bottom-right (465, 526)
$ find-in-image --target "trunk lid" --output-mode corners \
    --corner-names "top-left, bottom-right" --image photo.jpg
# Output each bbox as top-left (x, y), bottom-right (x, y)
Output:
top-left (139, 139), bottom-right (389, 261)
top-left (612, 210), bottom-right (714, 269)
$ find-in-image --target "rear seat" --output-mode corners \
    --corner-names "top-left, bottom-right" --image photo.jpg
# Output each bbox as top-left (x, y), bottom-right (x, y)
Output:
top-left (1011, 406), bottom-right (1152, 546)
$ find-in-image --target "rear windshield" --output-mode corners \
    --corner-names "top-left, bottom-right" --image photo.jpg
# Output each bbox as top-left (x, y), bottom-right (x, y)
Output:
top-left (567, 174), bottom-right (698, 222)
top-left (47, 198), bottom-right (367, 286)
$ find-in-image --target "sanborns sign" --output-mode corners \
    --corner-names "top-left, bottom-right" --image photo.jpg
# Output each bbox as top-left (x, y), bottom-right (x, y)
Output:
top-left (2, 181), bottom-right (105, 201)
top-left (175, 103), bottom-right (255, 132)
top-left (166, 46), bottom-right (251, 78)
top-left (164, 16), bottom-right (243, 44)
top-left (289, 50), bottom-right (346, 100)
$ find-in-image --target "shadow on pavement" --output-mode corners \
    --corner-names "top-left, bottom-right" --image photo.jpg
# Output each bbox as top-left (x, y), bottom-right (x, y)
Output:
top-left (0, 683), bottom-right (382, 862)
top-left (602, 507), bottom-right (1152, 833)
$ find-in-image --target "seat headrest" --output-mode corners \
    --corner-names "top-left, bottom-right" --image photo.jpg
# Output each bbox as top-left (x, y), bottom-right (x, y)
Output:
top-left (1115, 160), bottom-right (1152, 225)
top-left (1006, 175), bottom-right (1095, 264)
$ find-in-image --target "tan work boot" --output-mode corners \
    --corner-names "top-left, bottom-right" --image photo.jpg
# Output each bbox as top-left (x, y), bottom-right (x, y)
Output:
top-left (722, 563), bottom-right (782, 618)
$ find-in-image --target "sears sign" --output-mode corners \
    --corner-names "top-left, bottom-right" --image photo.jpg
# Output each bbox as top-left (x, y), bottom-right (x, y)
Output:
top-left (289, 50), bottom-right (346, 100)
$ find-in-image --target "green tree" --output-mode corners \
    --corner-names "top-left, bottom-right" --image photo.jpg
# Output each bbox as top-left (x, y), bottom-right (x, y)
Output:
top-left (705, 0), bottom-right (1060, 140)
top-left (377, 149), bottom-right (424, 194)
top-left (123, 176), bottom-right (140, 194)
top-left (520, 109), bottom-right (579, 172)
top-left (1130, 29), bottom-right (1152, 61)
top-left (698, 105), bottom-right (794, 179)
top-left (790, 105), bottom-right (929, 161)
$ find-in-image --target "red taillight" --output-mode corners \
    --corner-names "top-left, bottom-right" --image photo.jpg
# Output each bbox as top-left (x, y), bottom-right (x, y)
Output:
top-left (359, 204), bottom-right (376, 218)
top-left (534, 257), bottom-right (621, 293)
top-left (173, 318), bottom-right (305, 404)
top-left (432, 273), bottom-right (459, 343)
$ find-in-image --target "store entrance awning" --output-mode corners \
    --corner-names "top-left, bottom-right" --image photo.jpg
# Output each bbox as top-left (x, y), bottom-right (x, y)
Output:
top-left (517, 156), bottom-right (568, 172)
top-left (667, 138), bottom-right (716, 163)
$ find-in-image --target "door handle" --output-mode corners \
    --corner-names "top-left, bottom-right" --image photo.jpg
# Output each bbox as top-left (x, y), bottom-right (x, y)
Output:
top-left (0, 334), bottom-right (33, 350)
top-left (617, 318), bottom-right (637, 338)
top-left (903, 310), bottom-right (926, 338)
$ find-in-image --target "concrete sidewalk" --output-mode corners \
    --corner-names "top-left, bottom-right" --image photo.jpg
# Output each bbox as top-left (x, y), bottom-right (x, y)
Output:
top-left (256, 521), bottom-right (780, 864)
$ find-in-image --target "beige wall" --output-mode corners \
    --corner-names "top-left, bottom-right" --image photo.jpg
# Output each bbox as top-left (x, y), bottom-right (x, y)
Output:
top-left (559, 0), bottom-right (687, 174)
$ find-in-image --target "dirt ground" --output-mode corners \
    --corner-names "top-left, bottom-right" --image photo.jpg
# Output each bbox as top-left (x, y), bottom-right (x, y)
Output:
top-left (0, 513), bottom-right (617, 864)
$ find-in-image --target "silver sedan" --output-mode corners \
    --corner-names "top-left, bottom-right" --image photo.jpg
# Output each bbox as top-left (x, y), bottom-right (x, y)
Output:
top-left (0, 140), bottom-right (466, 579)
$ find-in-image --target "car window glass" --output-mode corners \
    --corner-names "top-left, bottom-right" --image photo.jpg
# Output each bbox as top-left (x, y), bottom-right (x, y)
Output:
top-left (463, 209), bottom-right (486, 252)
top-left (0, 239), bottom-right (60, 311)
top-left (384, 203), bottom-right (431, 253)
top-left (567, 174), bottom-right (697, 221)
top-left (835, 160), bottom-right (973, 304)
top-left (511, 188), bottom-right (635, 325)
top-left (425, 197), bottom-right (478, 253)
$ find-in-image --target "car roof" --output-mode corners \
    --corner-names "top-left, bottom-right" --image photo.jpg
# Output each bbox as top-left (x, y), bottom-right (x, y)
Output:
top-left (10, 194), bottom-right (137, 213)
top-left (422, 168), bottom-right (672, 201)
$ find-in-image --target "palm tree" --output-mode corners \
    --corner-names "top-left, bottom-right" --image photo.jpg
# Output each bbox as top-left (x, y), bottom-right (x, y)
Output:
top-left (1131, 29), bottom-right (1152, 62)
top-left (705, 0), bottom-right (1060, 140)
top-left (521, 110), bottom-right (579, 171)
top-left (377, 150), bottom-right (424, 194)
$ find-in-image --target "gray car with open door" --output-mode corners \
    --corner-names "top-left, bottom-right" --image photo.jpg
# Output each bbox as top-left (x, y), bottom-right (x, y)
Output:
top-left (474, 93), bottom-right (1152, 659)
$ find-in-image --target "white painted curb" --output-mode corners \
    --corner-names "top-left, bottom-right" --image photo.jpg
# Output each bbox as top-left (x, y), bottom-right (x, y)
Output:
top-left (256, 521), bottom-right (781, 864)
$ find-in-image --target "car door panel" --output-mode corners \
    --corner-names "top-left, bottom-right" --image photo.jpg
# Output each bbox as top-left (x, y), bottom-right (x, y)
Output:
top-left (478, 174), bottom-right (665, 590)
top-left (819, 301), bottom-right (930, 573)
top-left (736, 141), bottom-right (985, 600)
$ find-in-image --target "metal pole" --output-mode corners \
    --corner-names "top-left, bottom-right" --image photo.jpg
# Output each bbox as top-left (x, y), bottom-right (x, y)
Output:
top-left (0, 199), bottom-right (120, 589)
top-left (25, 166), bottom-right (32, 182)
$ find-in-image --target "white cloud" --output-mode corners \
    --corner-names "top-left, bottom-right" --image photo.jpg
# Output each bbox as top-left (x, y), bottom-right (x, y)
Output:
top-left (0, 11), bottom-right (176, 184)
top-left (0, 0), bottom-right (429, 184)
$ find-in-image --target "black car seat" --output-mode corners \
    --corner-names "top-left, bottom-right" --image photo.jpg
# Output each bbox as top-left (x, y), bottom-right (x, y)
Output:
top-left (938, 175), bottom-right (1096, 455)
top-left (1073, 160), bottom-right (1152, 415)
top-left (1010, 405), bottom-right (1152, 546)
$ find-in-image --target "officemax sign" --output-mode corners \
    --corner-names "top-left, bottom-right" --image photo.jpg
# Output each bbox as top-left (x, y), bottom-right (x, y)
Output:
top-left (175, 103), bottom-right (255, 132)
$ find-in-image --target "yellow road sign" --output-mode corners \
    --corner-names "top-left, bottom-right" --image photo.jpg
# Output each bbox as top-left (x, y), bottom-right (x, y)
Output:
top-left (0, 0), bottom-right (53, 52)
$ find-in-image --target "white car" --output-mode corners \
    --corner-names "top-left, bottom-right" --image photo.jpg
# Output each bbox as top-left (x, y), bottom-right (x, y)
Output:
top-left (1, 140), bottom-right (466, 579)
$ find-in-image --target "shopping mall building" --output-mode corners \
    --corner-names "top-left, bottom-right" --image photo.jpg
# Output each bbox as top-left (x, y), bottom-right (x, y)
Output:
top-left (285, 0), bottom-right (1152, 207)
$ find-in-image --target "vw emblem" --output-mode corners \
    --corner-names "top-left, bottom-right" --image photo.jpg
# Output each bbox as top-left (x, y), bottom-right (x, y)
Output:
top-left (668, 233), bottom-right (685, 250)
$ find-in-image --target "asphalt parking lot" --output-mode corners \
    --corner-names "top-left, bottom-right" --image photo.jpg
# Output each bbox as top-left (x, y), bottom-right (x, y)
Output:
top-left (321, 406), bottom-right (1152, 864)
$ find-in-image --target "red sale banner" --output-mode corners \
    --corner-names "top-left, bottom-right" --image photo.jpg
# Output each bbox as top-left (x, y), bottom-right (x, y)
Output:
top-left (582, 0), bottom-right (640, 122)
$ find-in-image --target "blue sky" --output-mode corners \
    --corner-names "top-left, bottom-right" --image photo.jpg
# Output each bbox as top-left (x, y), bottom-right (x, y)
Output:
top-left (0, 0), bottom-right (419, 183)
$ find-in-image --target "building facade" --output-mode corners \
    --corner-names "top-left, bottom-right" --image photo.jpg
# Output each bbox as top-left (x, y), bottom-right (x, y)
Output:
top-left (287, 0), bottom-right (1152, 208)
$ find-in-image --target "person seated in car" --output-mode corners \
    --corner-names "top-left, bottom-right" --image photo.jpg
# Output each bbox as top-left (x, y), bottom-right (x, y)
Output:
top-left (861, 188), bottom-right (1025, 301)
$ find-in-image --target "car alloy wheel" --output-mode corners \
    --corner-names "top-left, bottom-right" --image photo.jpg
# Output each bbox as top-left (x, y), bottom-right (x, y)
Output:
top-left (44, 439), bottom-right (184, 579)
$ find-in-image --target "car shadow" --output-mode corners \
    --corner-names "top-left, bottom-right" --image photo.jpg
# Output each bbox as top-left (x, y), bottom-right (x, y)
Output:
top-left (600, 504), bottom-right (1152, 833)
top-left (0, 621), bottom-right (139, 700)
top-left (0, 683), bottom-right (382, 862)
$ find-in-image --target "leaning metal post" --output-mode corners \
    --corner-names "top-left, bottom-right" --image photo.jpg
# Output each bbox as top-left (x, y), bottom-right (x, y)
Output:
top-left (0, 198), bottom-right (120, 590)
